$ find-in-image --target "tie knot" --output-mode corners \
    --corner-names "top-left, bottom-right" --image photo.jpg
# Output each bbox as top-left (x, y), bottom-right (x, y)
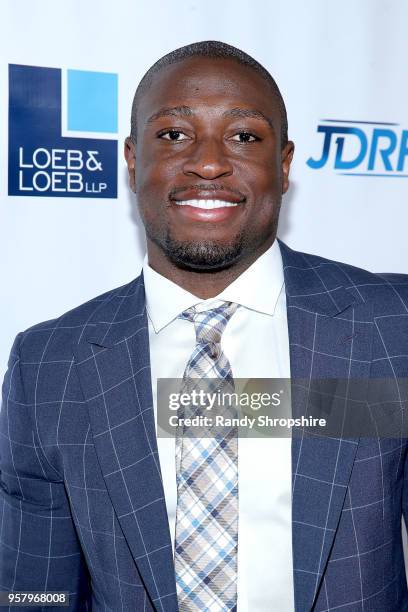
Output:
top-left (179, 301), bottom-right (239, 347)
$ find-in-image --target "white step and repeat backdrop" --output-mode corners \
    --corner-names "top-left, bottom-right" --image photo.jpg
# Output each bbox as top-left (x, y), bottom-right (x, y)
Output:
top-left (1, 0), bottom-right (407, 377)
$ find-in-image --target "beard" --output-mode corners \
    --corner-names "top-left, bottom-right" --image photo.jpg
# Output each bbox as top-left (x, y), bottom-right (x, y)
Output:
top-left (146, 226), bottom-right (246, 272)
top-left (140, 195), bottom-right (281, 272)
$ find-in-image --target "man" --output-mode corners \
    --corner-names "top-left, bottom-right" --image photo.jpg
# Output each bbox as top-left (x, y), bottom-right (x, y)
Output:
top-left (1, 40), bottom-right (408, 612)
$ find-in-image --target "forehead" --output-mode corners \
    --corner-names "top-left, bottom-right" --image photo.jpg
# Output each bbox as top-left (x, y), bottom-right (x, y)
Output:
top-left (137, 56), bottom-right (279, 125)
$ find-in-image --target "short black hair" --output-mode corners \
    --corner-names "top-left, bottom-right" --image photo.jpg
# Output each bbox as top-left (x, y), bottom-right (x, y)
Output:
top-left (130, 40), bottom-right (288, 149)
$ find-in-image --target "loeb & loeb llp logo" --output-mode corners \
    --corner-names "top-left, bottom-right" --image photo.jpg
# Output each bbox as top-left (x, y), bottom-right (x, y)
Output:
top-left (8, 64), bottom-right (118, 198)
top-left (307, 119), bottom-right (408, 177)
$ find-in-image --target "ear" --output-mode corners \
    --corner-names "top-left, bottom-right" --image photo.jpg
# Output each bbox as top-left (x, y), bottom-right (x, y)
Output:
top-left (281, 140), bottom-right (295, 194)
top-left (124, 136), bottom-right (136, 193)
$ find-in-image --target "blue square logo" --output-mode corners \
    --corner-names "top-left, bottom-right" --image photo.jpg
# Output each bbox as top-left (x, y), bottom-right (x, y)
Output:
top-left (9, 64), bottom-right (118, 198)
top-left (67, 69), bottom-right (118, 133)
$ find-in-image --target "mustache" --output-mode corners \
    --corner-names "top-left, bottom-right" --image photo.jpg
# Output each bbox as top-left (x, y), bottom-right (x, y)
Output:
top-left (169, 183), bottom-right (246, 200)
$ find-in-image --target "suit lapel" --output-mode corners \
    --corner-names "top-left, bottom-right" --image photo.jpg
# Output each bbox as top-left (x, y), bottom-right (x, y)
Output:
top-left (73, 276), bottom-right (178, 612)
top-left (72, 242), bottom-right (374, 612)
top-left (279, 240), bottom-right (373, 611)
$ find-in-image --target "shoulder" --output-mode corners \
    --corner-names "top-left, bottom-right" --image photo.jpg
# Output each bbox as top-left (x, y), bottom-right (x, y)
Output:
top-left (318, 255), bottom-right (408, 315)
top-left (279, 240), bottom-right (408, 315)
top-left (16, 274), bottom-right (143, 360)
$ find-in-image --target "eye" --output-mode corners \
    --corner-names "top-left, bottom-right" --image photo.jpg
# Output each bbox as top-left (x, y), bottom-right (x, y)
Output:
top-left (230, 131), bottom-right (260, 143)
top-left (158, 130), bottom-right (189, 142)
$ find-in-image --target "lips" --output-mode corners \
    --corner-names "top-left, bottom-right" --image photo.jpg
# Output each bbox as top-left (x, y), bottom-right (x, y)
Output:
top-left (175, 199), bottom-right (239, 209)
top-left (169, 187), bottom-right (245, 222)
top-left (172, 187), bottom-right (244, 203)
top-left (170, 198), bottom-right (244, 222)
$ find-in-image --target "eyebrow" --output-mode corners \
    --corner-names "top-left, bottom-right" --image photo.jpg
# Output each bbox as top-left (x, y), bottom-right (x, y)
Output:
top-left (146, 105), bottom-right (274, 130)
top-left (223, 107), bottom-right (274, 130)
top-left (147, 106), bottom-right (193, 123)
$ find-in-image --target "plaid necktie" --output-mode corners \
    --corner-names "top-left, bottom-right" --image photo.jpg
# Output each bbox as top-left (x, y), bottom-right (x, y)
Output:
top-left (174, 301), bottom-right (239, 612)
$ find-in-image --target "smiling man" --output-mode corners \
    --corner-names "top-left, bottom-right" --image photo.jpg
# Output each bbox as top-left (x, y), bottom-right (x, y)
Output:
top-left (125, 47), bottom-right (293, 294)
top-left (1, 41), bottom-right (408, 612)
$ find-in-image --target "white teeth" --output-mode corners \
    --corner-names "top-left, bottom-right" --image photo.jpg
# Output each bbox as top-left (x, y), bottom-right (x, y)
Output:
top-left (175, 199), bottom-right (239, 209)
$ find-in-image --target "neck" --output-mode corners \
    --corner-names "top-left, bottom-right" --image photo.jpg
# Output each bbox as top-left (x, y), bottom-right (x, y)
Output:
top-left (146, 238), bottom-right (275, 299)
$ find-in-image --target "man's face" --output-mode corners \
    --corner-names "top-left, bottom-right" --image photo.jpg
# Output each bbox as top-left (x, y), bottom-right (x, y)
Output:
top-left (125, 57), bottom-right (294, 271)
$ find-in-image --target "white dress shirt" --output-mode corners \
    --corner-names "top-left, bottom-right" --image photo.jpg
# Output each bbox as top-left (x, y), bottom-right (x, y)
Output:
top-left (143, 240), bottom-right (294, 611)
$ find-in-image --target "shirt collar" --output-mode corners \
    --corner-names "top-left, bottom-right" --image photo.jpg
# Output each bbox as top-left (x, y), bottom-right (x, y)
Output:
top-left (143, 240), bottom-right (284, 333)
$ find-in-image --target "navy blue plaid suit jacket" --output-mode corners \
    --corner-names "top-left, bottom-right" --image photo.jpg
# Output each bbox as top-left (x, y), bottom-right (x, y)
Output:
top-left (1, 240), bottom-right (408, 611)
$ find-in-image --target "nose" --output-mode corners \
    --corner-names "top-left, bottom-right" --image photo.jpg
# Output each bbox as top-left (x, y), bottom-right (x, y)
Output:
top-left (183, 138), bottom-right (233, 179)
